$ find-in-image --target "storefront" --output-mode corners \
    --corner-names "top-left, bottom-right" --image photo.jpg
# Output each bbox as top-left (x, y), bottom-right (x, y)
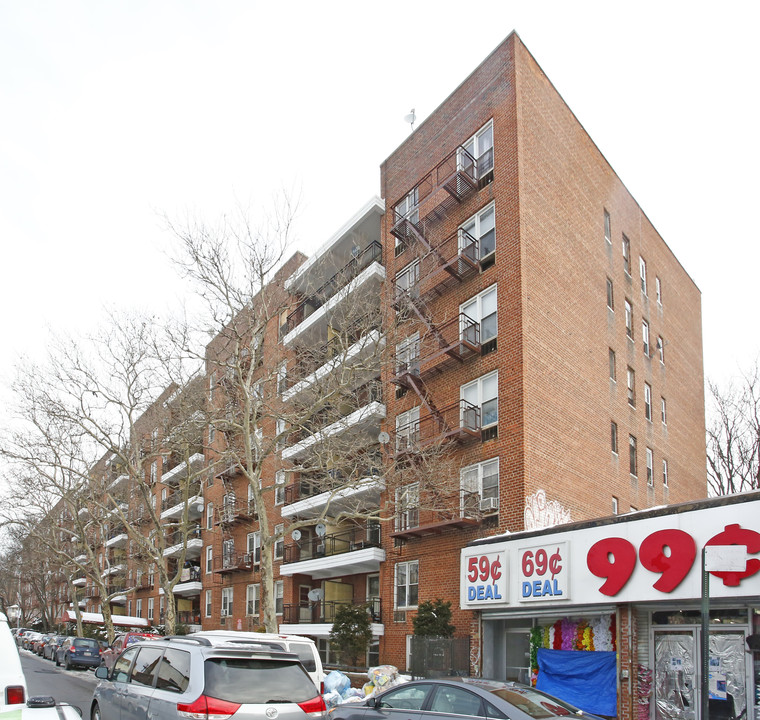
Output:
top-left (460, 493), bottom-right (760, 720)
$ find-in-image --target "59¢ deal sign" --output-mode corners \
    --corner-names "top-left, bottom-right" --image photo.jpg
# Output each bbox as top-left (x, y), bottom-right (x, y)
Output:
top-left (462, 548), bottom-right (509, 604)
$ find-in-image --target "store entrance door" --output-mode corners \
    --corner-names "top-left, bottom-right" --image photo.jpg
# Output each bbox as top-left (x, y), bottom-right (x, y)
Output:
top-left (654, 629), bottom-right (748, 720)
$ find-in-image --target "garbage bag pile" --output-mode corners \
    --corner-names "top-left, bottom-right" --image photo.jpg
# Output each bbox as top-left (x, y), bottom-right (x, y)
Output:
top-left (323, 666), bottom-right (411, 708)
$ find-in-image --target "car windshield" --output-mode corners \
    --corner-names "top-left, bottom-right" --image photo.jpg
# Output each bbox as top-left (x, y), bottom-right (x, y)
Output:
top-left (126, 636), bottom-right (146, 645)
top-left (487, 687), bottom-right (580, 718)
top-left (204, 658), bottom-right (316, 704)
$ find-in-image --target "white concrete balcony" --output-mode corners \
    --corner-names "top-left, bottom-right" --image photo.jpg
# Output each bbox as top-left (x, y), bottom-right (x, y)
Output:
top-left (163, 537), bottom-right (203, 559)
top-left (101, 564), bottom-right (125, 577)
top-left (160, 495), bottom-right (204, 522)
top-left (282, 401), bottom-right (386, 461)
top-left (279, 545), bottom-right (385, 580)
top-left (111, 595), bottom-right (127, 606)
top-left (281, 475), bottom-right (385, 520)
top-left (74, 554), bottom-right (87, 563)
top-left (105, 533), bottom-right (128, 549)
top-left (173, 581), bottom-right (202, 597)
top-left (72, 577), bottom-right (87, 587)
top-left (109, 473), bottom-right (129, 492)
top-left (78, 507), bottom-right (90, 519)
top-left (161, 453), bottom-right (205, 486)
top-left (279, 621), bottom-right (384, 639)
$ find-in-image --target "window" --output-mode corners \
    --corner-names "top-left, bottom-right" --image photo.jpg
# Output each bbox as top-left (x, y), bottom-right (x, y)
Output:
top-left (642, 320), bottom-right (650, 356)
top-left (461, 458), bottom-right (499, 510)
top-left (148, 564), bottom-right (155, 586)
top-left (657, 336), bottom-right (665, 364)
top-left (223, 539), bottom-right (235, 568)
top-left (221, 587), bottom-right (233, 617)
top-left (205, 546), bottom-right (213, 574)
top-left (639, 256), bottom-right (647, 295)
top-left (646, 448), bottom-right (654, 485)
top-left (208, 371), bottom-right (215, 402)
top-left (395, 483), bottom-right (419, 531)
top-left (625, 299), bottom-right (633, 339)
top-left (609, 348), bottom-right (616, 381)
top-left (622, 235), bottom-right (631, 275)
top-left (627, 367), bottom-right (635, 407)
top-left (463, 120), bottom-right (494, 178)
top-left (247, 531), bottom-right (261, 565)
top-left (277, 363), bottom-right (287, 396)
top-left (629, 435), bottom-right (638, 476)
top-left (395, 259), bottom-right (420, 297)
top-left (275, 580), bottom-right (283, 615)
top-left (205, 590), bottom-right (212, 618)
top-left (246, 584), bottom-right (260, 616)
top-left (396, 333), bottom-right (420, 375)
top-left (159, 595), bottom-right (165, 622)
top-left (274, 523), bottom-right (284, 560)
top-left (275, 470), bottom-right (286, 505)
top-left (656, 276), bottom-right (662, 305)
top-left (644, 383), bottom-right (652, 421)
top-left (206, 502), bottom-right (214, 531)
top-left (461, 285), bottom-right (497, 346)
top-left (604, 210), bottom-right (611, 244)
top-left (150, 461), bottom-right (157, 484)
top-left (663, 459), bottom-right (669, 487)
top-left (606, 278), bottom-right (614, 310)
top-left (461, 203), bottom-right (496, 259)
top-left (208, 424), bottom-right (215, 445)
top-left (461, 371), bottom-right (498, 429)
top-left (395, 188), bottom-right (419, 225)
top-left (147, 597), bottom-right (154, 621)
top-left (611, 421), bottom-right (618, 454)
top-left (612, 496), bottom-right (619, 515)
top-left (395, 560), bottom-right (419, 609)
top-left (661, 397), bottom-right (667, 426)
top-left (136, 598), bottom-right (143, 618)
top-left (396, 407), bottom-right (420, 451)
top-left (276, 418), bottom-right (286, 449)
top-left (157, 649), bottom-right (191, 694)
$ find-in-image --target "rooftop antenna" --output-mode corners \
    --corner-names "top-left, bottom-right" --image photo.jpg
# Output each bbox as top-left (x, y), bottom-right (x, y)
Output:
top-left (404, 108), bottom-right (416, 131)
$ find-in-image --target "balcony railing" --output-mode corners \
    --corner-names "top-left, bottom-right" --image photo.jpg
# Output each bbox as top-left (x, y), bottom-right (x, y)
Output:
top-left (177, 610), bottom-right (201, 626)
top-left (284, 242), bottom-right (383, 335)
top-left (282, 522), bottom-right (381, 563)
top-left (282, 597), bottom-right (381, 625)
top-left (213, 552), bottom-right (258, 574)
top-left (164, 485), bottom-right (203, 510)
top-left (391, 489), bottom-right (482, 539)
top-left (216, 499), bottom-right (257, 525)
top-left (283, 459), bottom-right (382, 505)
top-left (394, 400), bottom-right (480, 453)
top-left (165, 526), bottom-right (202, 547)
top-left (178, 565), bottom-right (201, 583)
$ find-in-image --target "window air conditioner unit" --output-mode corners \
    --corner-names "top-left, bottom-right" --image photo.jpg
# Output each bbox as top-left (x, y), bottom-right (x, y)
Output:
top-left (242, 553), bottom-right (252, 565)
top-left (480, 497), bottom-right (498, 513)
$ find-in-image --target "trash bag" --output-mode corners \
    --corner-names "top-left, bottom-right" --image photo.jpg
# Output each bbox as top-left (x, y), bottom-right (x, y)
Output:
top-left (324, 670), bottom-right (351, 695)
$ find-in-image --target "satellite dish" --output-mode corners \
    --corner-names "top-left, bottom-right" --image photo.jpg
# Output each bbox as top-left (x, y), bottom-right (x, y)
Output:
top-left (378, 431), bottom-right (390, 444)
top-left (292, 529), bottom-right (302, 541)
top-left (307, 588), bottom-right (324, 602)
top-left (315, 522), bottom-right (327, 537)
top-left (403, 108), bottom-right (416, 130)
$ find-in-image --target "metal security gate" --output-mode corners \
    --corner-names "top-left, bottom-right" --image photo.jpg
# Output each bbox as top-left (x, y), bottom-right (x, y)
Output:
top-left (409, 637), bottom-right (470, 679)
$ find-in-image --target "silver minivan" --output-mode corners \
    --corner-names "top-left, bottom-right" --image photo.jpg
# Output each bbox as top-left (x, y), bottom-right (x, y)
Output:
top-left (92, 635), bottom-right (325, 720)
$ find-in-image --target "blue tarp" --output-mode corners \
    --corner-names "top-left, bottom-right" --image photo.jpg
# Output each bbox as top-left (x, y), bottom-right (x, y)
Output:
top-left (536, 648), bottom-right (617, 717)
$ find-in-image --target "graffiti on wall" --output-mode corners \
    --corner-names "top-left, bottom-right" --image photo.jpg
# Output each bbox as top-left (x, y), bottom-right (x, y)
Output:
top-left (524, 489), bottom-right (572, 530)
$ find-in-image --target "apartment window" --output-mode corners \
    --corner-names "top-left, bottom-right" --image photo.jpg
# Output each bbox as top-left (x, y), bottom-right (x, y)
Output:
top-left (204, 590), bottom-right (212, 618)
top-left (625, 299), bottom-right (633, 339)
top-left (221, 587), bottom-right (233, 617)
top-left (661, 397), bottom-right (667, 426)
top-left (644, 383), bottom-right (652, 421)
top-left (396, 407), bottom-right (420, 451)
top-left (275, 580), bottom-right (283, 615)
top-left (609, 349), bottom-right (616, 382)
top-left (136, 599), bottom-right (143, 618)
top-left (656, 276), bottom-right (662, 305)
top-left (395, 560), bottom-right (419, 610)
top-left (646, 448), bottom-right (654, 485)
top-left (206, 502), bottom-right (214, 531)
top-left (629, 435), bottom-right (638, 477)
top-left (205, 546), bottom-right (213, 574)
top-left (395, 259), bottom-right (420, 295)
top-left (612, 496), bottom-right (619, 515)
top-left (657, 336), bottom-right (665, 364)
top-left (274, 523), bottom-right (284, 560)
top-left (208, 423), bottom-right (215, 445)
top-left (461, 458), bottom-right (499, 510)
top-left (461, 371), bottom-right (498, 429)
top-left (396, 333), bottom-right (420, 375)
top-left (275, 470), bottom-right (286, 505)
top-left (606, 278), bottom-right (614, 310)
top-left (639, 256), bottom-right (648, 295)
top-left (642, 320), bottom-right (650, 356)
top-left (246, 584), bottom-right (260, 616)
top-left (148, 564), bottom-right (155, 586)
top-left (604, 210), bottom-right (611, 244)
top-left (611, 421), bottom-right (618, 454)
top-left (276, 363), bottom-right (287, 396)
top-left (276, 418), bottom-right (286, 449)
top-left (463, 120), bottom-right (494, 178)
top-left (208, 371), bottom-right (215, 402)
top-left (247, 531), bottom-right (261, 565)
top-left (147, 597), bottom-right (154, 621)
top-left (622, 235), bottom-right (631, 275)
top-left (150, 462), bottom-right (157, 484)
top-left (395, 188), bottom-right (419, 225)
top-left (461, 285), bottom-right (497, 347)
top-left (395, 483), bottom-right (419, 531)
top-left (627, 367), bottom-right (636, 407)
top-left (663, 459), bottom-right (669, 487)
top-left (461, 203), bottom-right (496, 259)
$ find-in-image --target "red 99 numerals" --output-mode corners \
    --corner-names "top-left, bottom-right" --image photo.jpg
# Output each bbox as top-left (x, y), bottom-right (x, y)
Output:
top-left (587, 529), bottom-right (696, 596)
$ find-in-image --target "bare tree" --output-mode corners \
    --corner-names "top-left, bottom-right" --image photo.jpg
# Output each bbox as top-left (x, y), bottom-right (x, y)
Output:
top-left (707, 359), bottom-right (760, 495)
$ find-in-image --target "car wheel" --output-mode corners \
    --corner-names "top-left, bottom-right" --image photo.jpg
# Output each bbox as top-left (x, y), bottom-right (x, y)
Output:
top-left (55, 654), bottom-right (60, 667)
top-left (91, 702), bottom-right (101, 720)
top-left (65, 655), bottom-right (72, 670)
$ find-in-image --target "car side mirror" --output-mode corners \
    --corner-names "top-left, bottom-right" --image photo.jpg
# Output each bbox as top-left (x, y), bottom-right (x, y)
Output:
top-left (94, 666), bottom-right (110, 680)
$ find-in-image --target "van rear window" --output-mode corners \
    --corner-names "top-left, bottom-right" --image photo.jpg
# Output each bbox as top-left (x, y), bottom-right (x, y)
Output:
top-left (73, 638), bottom-right (99, 648)
top-left (204, 658), bottom-right (316, 704)
top-left (288, 642), bottom-right (316, 672)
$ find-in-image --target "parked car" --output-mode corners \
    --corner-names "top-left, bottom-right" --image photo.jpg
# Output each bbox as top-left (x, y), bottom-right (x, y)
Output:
top-left (42, 635), bottom-right (68, 661)
top-left (34, 634), bottom-right (54, 656)
top-left (91, 634), bottom-right (326, 720)
top-left (22, 631), bottom-right (42, 651)
top-left (55, 636), bottom-right (101, 670)
top-left (191, 630), bottom-right (325, 691)
top-left (0, 612), bottom-right (80, 720)
top-left (329, 678), bottom-right (602, 720)
top-left (99, 631), bottom-right (155, 669)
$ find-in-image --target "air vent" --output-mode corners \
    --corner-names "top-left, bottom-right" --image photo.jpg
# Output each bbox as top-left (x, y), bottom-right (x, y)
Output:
top-left (481, 338), bottom-right (497, 356)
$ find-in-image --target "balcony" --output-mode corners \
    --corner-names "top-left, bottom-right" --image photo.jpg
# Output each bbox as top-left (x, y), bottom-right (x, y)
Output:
top-left (213, 552), bottom-right (258, 575)
top-left (390, 489), bottom-right (482, 540)
top-left (282, 597), bottom-right (382, 625)
top-left (280, 522), bottom-right (384, 579)
top-left (393, 315), bottom-right (481, 387)
top-left (109, 473), bottom-right (129, 492)
top-left (85, 585), bottom-right (99, 598)
top-left (111, 594), bottom-right (127, 606)
top-left (101, 564), bottom-right (125, 577)
top-left (174, 565), bottom-right (202, 596)
top-left (161, 452), bottom-right (205, 486)
top-left (105, 532), bottom-right (128, 549)
top-left (160, 489), bottom-right (204, 521)
top-left (281, 474), bottom-right (384, 520)
top-left (215, 499), bottom-right (257, 525)
top-left (72, 577), bottom-right (86, 587)
top-left (163, 527), bottom-right (203, 559)
top-left (282, 384), bottom-right (385, 461)
top-left (394, 400), bottom-right (481, 455)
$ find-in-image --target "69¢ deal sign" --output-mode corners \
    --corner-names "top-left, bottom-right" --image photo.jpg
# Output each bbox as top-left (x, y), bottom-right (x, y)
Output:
top-left (518, 541), bottom-right (570, 602)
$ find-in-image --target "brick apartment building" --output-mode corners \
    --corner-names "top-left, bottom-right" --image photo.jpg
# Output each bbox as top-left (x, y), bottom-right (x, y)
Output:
top-left (51, 30), bottom-right (707, 708)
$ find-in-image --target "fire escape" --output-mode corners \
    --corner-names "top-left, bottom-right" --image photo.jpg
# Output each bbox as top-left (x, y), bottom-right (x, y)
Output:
top-left (390, 145), bottom-right (488, 452)
top-left (213, 472), bottom-right (258, 579)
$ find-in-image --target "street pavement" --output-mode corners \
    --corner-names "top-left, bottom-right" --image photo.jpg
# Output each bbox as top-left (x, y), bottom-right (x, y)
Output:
top-left (20, 648), bottom-right (97, 717)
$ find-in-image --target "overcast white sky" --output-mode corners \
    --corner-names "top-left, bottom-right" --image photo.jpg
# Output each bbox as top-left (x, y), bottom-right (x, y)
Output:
top-left (1, 1), bottom-right (758, 412)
